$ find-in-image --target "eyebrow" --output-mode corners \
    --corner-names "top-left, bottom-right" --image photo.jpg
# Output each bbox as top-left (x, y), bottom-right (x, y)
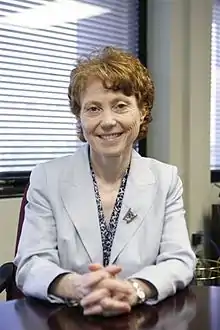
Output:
top-left (111, 96), bottom-right (130, 104)
top-left (83, 101), bottom-right (102, 108)
top-left (83, 96), bottom-right (130, 108)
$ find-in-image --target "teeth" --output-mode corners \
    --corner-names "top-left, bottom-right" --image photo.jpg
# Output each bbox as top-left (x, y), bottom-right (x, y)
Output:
top-left (100, 134), bottom-right (121, 140)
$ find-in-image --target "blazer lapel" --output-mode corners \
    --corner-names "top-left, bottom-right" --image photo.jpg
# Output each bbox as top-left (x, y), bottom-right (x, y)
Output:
top-left (60, 145), bottom-right (103, 264)
top-left (60, 146), bottom-right (157, 266)
top-left (110, 150), bottom-right (157, 264)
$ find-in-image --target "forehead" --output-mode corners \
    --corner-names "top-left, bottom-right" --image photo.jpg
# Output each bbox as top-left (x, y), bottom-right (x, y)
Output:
top-left (80, 77), bottom-right (133, 104)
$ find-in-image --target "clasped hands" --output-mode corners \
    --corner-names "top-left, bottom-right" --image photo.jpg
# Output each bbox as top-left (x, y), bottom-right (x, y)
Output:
top-left (66, 264), bottom-right (138, 316)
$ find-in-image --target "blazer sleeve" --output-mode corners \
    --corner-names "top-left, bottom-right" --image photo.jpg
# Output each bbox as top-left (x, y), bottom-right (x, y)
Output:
top-left (14, 164), bottom-right (69, 303)
top-left (128, 166), bottom-right (196, 304)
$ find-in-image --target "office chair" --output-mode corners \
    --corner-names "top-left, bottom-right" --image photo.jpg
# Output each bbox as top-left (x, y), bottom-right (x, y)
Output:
top-left (0, 185), bottom-right (29, 300)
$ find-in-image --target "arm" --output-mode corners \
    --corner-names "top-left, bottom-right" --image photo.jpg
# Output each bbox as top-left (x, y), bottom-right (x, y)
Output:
top-left (14, 164), bottom-right (75, 303)
top-left (128, 166), bottom-right (196, 304)
top-left (14, 164), bottom-right (124, 304)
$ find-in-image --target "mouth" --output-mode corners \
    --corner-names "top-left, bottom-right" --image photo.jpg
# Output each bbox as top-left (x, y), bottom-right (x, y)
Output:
top-left (98, 133), bottom-right (123, 141)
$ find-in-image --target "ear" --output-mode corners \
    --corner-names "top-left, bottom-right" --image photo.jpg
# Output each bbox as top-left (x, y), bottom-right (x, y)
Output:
top-left (77, 119), bottom-right (86, 142)
top-left (140, 108), bottom-right (145, 123)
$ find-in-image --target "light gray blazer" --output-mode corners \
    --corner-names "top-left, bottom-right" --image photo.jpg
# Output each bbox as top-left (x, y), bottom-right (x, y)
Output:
top-left (14, 145), bottom-right (196, 304)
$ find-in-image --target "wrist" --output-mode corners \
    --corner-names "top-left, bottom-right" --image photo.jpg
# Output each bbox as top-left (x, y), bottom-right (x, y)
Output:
top-left (49, 272), bottom-right (81, 300)
top-left (65, 272), bottom-right (83, 301)
top-left (127, 279), bottom-right (147, 306)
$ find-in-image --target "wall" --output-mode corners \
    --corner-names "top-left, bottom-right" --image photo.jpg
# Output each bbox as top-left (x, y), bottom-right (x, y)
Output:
top-left (0, 198), bottom-right (21, 264)
top-left (0, 198), bottom-right (21, 299)
top-left (147, 0), bottom-right (213, 235)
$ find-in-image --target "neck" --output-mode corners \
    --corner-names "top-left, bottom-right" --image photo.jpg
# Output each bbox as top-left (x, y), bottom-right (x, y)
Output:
top-left (90, 148), bottom-right (132, 184)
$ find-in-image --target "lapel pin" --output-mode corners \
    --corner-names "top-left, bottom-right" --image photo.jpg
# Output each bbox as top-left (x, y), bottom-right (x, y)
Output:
top-left (123, 208), bottom-right (137, 224)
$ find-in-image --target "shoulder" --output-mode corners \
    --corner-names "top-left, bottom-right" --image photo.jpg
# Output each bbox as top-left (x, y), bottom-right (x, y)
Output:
top-left (143, 156), bottom-right (177, 178)
top-left (30, 145), bottom-right (87, 182)
top-left (135, 155), bottom-right (183, 200)
top-left (131, 152), bottom-right (182, 197)
top-left (133, 150), bottom-right (178, 183)
top-left (142, 156), bottom-right (183, 196)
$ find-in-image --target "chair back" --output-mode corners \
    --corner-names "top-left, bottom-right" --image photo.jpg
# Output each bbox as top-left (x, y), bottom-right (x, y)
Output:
top-left (6, 185), bottom-right (29, 300)
top-left (15, 184), bottom-right (29, 255)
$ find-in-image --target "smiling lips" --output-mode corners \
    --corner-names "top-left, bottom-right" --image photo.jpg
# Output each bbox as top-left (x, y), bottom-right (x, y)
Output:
top-left (98, 133), bottom-right (123, 141)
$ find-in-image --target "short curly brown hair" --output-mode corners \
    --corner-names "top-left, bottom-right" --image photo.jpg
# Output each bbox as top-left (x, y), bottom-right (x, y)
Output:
top-left (68, 46), bottom-right (155, 142)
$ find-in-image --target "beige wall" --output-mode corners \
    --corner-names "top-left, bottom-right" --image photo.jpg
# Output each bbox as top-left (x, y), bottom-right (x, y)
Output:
top-left (147, 0), bottom-right (213, 235)
top-left (0, 198), bottom-right (21, 300)
top-left (0, 198), bottom-right (21, 265)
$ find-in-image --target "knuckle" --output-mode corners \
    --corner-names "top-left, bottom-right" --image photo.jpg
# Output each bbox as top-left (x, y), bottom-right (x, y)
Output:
top-left (101, 297), bottom-right (110, 308)
top-left (101, 288), bottom-right (109, 296)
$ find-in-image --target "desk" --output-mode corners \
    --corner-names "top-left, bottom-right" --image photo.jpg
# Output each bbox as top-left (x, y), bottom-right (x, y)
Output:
top-left (0, 286), bottom-right (219, 330)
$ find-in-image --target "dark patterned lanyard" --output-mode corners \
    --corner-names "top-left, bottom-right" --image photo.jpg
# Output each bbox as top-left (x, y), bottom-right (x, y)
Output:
top-left (89, 161), bottom-right (130, 266)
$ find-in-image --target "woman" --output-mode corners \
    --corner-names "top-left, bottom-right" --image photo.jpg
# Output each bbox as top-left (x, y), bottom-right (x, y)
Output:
top-left (14, 47), bottom-right (196, 317)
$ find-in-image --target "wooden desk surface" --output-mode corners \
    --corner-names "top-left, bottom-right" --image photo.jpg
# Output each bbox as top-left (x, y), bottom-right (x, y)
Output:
top-left (0, 286), bottom-right (219, 330)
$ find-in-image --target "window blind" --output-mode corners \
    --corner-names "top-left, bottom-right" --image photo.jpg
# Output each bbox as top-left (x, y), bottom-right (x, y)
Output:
top-left (0, 0), bottom-right (139, 174)
top-left (211, 0), bottom-right (220, 170)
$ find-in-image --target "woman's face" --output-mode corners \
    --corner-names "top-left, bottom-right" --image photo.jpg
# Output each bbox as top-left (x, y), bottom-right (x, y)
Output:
top-left (80, 78), bottom-right (143, 157)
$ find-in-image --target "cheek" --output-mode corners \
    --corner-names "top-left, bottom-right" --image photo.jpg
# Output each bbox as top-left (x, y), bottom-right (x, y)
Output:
top-left (124, 113), bottom-right (141, 132)
top-left (80, 117), bottom-right (94, 135)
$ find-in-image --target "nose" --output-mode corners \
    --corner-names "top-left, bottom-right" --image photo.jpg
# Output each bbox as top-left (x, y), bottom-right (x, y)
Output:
top-left (100, 109), bottom-right (116, 129)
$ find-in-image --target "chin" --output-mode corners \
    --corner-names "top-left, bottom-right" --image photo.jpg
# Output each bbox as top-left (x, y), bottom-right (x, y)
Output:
top-left (89, 138), bottom-right (133, 157)
top-left (97, 145), bottom-right (129, 157)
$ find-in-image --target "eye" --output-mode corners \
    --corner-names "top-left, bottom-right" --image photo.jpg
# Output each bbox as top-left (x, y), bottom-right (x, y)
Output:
top-left (116, 102), bottom-right (127, 110)
top-left (87, 106), bottom-right (99, 113)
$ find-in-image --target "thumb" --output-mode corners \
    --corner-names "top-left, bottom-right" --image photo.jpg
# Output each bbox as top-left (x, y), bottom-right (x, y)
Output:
top-left (88, 264), bottom-right (122, 276)
top-left (88, 263), bottom-right (103, 271)
top-left (105, 264), bottom-right (122, 276)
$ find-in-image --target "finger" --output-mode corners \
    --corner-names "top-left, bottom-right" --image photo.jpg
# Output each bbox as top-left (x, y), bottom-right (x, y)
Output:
top-left (83, 269), bottom-right (111, 288)
top-left (88, 264), bottom-right (103, 271)
top-left (89, 264), bottom-right (122, 277)
top-left (83, 304), bottom-right (103, 316)
top-left (105, 265), bottom-right (122, 276)
top-left (99, 278), bottom-right (132, 295)
top-left (101, 297), bottom-right (131, 313)
top-left (80, 288), bottom-right (110, 307)
top-left (112, 292), bottom-right (127, 301)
